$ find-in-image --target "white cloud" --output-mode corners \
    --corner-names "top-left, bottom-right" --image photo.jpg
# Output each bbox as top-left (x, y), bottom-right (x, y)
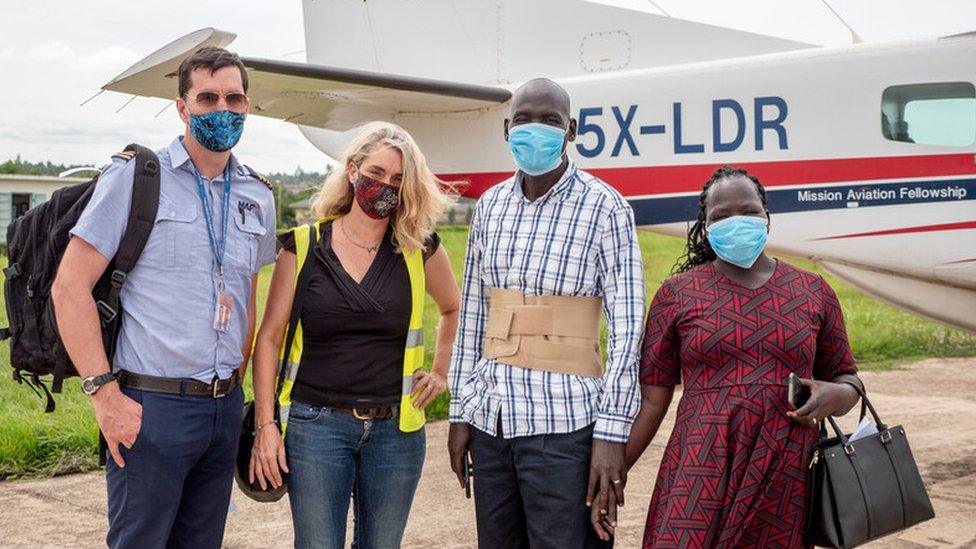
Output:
top-left (24, 41), bottom-right (76, 64)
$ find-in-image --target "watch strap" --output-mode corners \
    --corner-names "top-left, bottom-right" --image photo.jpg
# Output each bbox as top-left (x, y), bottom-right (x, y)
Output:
top-left (85, 372), bottom-right (118, 394)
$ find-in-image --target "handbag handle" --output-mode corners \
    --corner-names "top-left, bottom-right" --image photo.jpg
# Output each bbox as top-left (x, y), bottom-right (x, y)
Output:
top-left (823, 380), bottom-right (888, 449)
top-left (837, 380), bottom-right (887, 431)
top-left (826, 416), bottom-right (855, 454)
top-left (842, 381), bottom-right (868, 423)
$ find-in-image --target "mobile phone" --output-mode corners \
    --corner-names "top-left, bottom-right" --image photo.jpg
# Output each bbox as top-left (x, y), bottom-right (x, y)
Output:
top-left (787, 372), bottom-right (810, 409)
top-left (462, 452), bottom-right (473, 499)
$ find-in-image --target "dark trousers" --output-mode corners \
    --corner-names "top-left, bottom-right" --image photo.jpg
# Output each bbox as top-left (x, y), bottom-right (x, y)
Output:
top-left (105, 385), bottom-right (243, 549)
top-left (470, 421), bottom-right (613, 549)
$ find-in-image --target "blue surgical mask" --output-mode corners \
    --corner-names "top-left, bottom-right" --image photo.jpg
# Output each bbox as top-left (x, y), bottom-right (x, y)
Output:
top-left (188, 109), bottom-right (246, 152)
top-left (706, 215), bottom-right (769, 268)
top-left (508, 122), bottom-right (566, 176)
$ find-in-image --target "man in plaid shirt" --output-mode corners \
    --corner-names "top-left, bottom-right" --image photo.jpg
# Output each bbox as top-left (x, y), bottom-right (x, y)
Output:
top-left (448, 78), bottom-right (646, 547)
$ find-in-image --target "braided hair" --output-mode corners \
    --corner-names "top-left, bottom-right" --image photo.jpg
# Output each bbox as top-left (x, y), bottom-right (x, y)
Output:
top-left (671, 165), bottom-right (769, 274)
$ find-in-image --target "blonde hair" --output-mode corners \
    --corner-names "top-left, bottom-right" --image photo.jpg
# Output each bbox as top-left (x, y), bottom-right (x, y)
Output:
top-left (311, 122), bottom-right (455, 254)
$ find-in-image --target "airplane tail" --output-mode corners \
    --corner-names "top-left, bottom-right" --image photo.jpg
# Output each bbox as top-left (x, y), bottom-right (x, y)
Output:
top-left (300, 0), bottom-right (814, 86)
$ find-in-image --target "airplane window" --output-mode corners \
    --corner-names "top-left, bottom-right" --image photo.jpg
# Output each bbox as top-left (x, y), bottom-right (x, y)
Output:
top-left (881, 82), bottom-right (975, 147)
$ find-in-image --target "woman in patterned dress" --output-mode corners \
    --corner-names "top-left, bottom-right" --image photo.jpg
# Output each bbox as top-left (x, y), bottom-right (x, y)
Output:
top-left (625, 166), bottom-right (864, 548)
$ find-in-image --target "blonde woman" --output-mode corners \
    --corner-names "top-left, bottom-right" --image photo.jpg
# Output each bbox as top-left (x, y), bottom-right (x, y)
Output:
top-left (249, 122), bottom-right (460, 549)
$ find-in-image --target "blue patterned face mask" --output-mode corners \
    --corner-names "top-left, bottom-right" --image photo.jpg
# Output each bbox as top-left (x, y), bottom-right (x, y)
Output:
top-left (706, 215), bottom-right (769, 268)
top-left (508, 122), bottom-right (567, 176)
top-left (188, 109), bottom-right (246, 152)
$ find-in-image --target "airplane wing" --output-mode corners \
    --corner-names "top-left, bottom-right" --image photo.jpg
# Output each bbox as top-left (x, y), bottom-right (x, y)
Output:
top-left (820, 260), bottom-right (976, 333)
top-left (101, 28), bottom-right (512, 131)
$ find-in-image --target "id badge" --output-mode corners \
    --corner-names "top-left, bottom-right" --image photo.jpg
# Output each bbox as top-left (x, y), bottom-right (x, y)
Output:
top-left (213, 293), bottom-right (233, 333)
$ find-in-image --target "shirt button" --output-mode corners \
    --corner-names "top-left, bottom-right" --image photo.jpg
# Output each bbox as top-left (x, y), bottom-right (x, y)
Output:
top-left (169, 211), bottom-right (176, 218)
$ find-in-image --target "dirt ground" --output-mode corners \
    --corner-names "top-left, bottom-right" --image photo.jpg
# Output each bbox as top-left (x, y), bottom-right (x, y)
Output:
top-left (2, 357), bottom-right (974, 548)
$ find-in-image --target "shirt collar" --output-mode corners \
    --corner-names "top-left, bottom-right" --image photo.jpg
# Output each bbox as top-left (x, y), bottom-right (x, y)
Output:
top-left (512, 157), bottom-right (578, 205)
top-left (168, 136), bottom-right (240, 180)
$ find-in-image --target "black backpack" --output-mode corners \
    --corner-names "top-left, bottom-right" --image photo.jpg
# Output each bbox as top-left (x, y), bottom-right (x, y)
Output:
top-left (1, 144), bottom-right (160, 411)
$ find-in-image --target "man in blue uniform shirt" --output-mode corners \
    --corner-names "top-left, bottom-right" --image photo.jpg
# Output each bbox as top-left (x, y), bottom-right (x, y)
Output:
top-left (51, 47), bottom-right (277, 548)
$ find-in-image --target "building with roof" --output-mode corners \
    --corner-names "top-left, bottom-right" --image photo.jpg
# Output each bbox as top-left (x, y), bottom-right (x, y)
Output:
top-left (0, 174), bottom-right (86, 243)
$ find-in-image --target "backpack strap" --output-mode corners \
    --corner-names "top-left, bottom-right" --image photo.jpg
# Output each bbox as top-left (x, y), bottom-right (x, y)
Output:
top-left (113, 144), bottom-right (161, 276)
top-left (13, 370), bottom-right (55, 413)
top-left (274, 223), bottom-right (318, 397)
top-left (59, 144), bottom-right (160, 393)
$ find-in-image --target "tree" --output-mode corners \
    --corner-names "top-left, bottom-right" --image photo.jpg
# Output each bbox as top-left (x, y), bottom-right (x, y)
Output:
top-left (0, 156), bottom-right (71, 176)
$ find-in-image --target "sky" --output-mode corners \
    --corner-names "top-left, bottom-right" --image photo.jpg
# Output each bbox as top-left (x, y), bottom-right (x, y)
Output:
top-left (1, 0), bottom-right (975, 174)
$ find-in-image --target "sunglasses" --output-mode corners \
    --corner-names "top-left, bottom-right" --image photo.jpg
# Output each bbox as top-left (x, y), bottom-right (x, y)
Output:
top-left (186, 91), bottom-right (249, 112)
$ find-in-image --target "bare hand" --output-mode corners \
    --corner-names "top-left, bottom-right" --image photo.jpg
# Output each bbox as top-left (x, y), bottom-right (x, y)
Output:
top-left (249, 422), bottom-right (288, 490)
top-left (590, 487), bottom-right (618, 539)
top-left (91, 383), bottom-right (142, 468)
top-left (586, 439), bottom-right (627, 541)
top-left (448, 423), bottom-right (472, 489)
top-left (411, 370), bottom-right (448, 410)
top-left (787, 378), bottom-right (859, 428)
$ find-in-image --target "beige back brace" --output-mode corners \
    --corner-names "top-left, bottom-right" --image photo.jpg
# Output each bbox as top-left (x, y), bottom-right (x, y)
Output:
top-left (484, 288), bottom-right (604, 378)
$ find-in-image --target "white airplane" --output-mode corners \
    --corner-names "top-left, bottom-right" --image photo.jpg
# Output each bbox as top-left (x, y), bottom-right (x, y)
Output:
top-left (101, 0), bottom-right (976, 333)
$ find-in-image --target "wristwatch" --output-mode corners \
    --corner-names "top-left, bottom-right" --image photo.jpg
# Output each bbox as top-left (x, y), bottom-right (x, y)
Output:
top-left (81, 373), bottom-right (117, 396)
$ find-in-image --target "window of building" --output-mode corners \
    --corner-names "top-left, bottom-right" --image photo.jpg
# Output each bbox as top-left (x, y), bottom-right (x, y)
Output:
top-left (12, 194), bottom-right (31, 219)
top-left (881, 82), bottom-right (976, 147)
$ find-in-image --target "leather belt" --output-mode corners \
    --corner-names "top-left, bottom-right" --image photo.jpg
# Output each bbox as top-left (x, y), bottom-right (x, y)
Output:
top-left (333, 405), bottom-right (396, 420)
top-left (117, 370), bottom-right (240, 398)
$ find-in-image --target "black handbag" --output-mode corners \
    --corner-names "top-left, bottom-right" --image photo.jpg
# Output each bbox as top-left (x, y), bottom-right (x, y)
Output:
top-left (233, 224), bottom-right (318, 502)
top-left (234, 400), bottom-right (287, 502)
top-left (805, 383), bottom-right (934, 548)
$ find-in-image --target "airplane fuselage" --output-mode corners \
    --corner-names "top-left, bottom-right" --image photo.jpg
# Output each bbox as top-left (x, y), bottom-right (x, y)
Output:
top-left (300, 34), bottom-right (976, 331)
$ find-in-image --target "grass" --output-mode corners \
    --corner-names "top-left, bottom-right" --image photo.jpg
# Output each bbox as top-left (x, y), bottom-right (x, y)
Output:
top-left (1, 229), bottom-right (974, 479)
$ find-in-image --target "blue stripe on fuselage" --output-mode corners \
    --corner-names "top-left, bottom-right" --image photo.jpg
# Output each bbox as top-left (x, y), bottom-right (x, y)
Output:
top-left (628, 177), bottom-right (976, 226)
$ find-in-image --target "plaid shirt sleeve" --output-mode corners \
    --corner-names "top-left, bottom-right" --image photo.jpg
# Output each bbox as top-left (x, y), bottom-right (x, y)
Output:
top-left (593, 203), bottom-right (645, 443)
top-left (448, 202), bottom-right (487, 423)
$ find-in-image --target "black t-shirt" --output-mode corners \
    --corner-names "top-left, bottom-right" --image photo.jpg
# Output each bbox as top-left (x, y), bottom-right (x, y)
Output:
top-left (278, 221), bottom-right (440, 408)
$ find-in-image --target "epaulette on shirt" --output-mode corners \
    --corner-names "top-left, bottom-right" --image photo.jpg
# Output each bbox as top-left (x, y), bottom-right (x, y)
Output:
top-left (242, 165), bottom-right (273, 190)
top-left (111, 150), bottom-right (136, 162)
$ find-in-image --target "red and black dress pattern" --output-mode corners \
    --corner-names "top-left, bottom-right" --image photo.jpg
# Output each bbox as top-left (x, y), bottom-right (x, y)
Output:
top-left (640, 260), bottom-right (856, 548)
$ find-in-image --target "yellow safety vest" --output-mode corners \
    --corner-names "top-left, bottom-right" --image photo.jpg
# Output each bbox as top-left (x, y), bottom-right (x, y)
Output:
top-left (276, 218), bottom-right (427, 435)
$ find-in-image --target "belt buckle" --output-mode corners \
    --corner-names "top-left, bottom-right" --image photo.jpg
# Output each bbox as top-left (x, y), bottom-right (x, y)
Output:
top-left (212, 380), bottom-right (225, 399)
top-left (352, 408), bottom-right (372, 420)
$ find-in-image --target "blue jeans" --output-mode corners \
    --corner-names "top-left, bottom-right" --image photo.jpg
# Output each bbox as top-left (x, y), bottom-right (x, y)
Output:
top-left (285, 401), bottom-right (426, 549)
top-left (105, 385), bottom-right (243, 549)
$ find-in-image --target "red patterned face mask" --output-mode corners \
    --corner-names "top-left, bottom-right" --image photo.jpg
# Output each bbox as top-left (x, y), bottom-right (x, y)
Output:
top-left (353, 173), bottom-right (400, 219)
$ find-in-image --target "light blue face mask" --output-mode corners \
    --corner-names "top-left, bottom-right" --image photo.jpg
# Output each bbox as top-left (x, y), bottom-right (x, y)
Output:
top-left (508, 122), bottom-right (566, 176)
top-left (188, 109), bottom-right (246, 152)
top-left (706, 215), bottom-right (769, 268)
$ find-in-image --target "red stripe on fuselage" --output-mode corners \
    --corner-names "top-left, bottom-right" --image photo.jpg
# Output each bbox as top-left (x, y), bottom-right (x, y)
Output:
top-left (811, 220), bottom-right (976, 241)
top-left (440, 153), bottom-right (976, 198)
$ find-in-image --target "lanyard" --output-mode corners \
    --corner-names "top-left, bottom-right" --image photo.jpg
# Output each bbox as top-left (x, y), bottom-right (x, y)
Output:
top-left (195, 165), bottom-right (232, 291)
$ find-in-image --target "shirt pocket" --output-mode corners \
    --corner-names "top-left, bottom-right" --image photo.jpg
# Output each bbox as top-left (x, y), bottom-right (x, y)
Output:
top-left (230, 211), bottom-right (267, 273)
top-left (143, 202), bottom-right (202, 270)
